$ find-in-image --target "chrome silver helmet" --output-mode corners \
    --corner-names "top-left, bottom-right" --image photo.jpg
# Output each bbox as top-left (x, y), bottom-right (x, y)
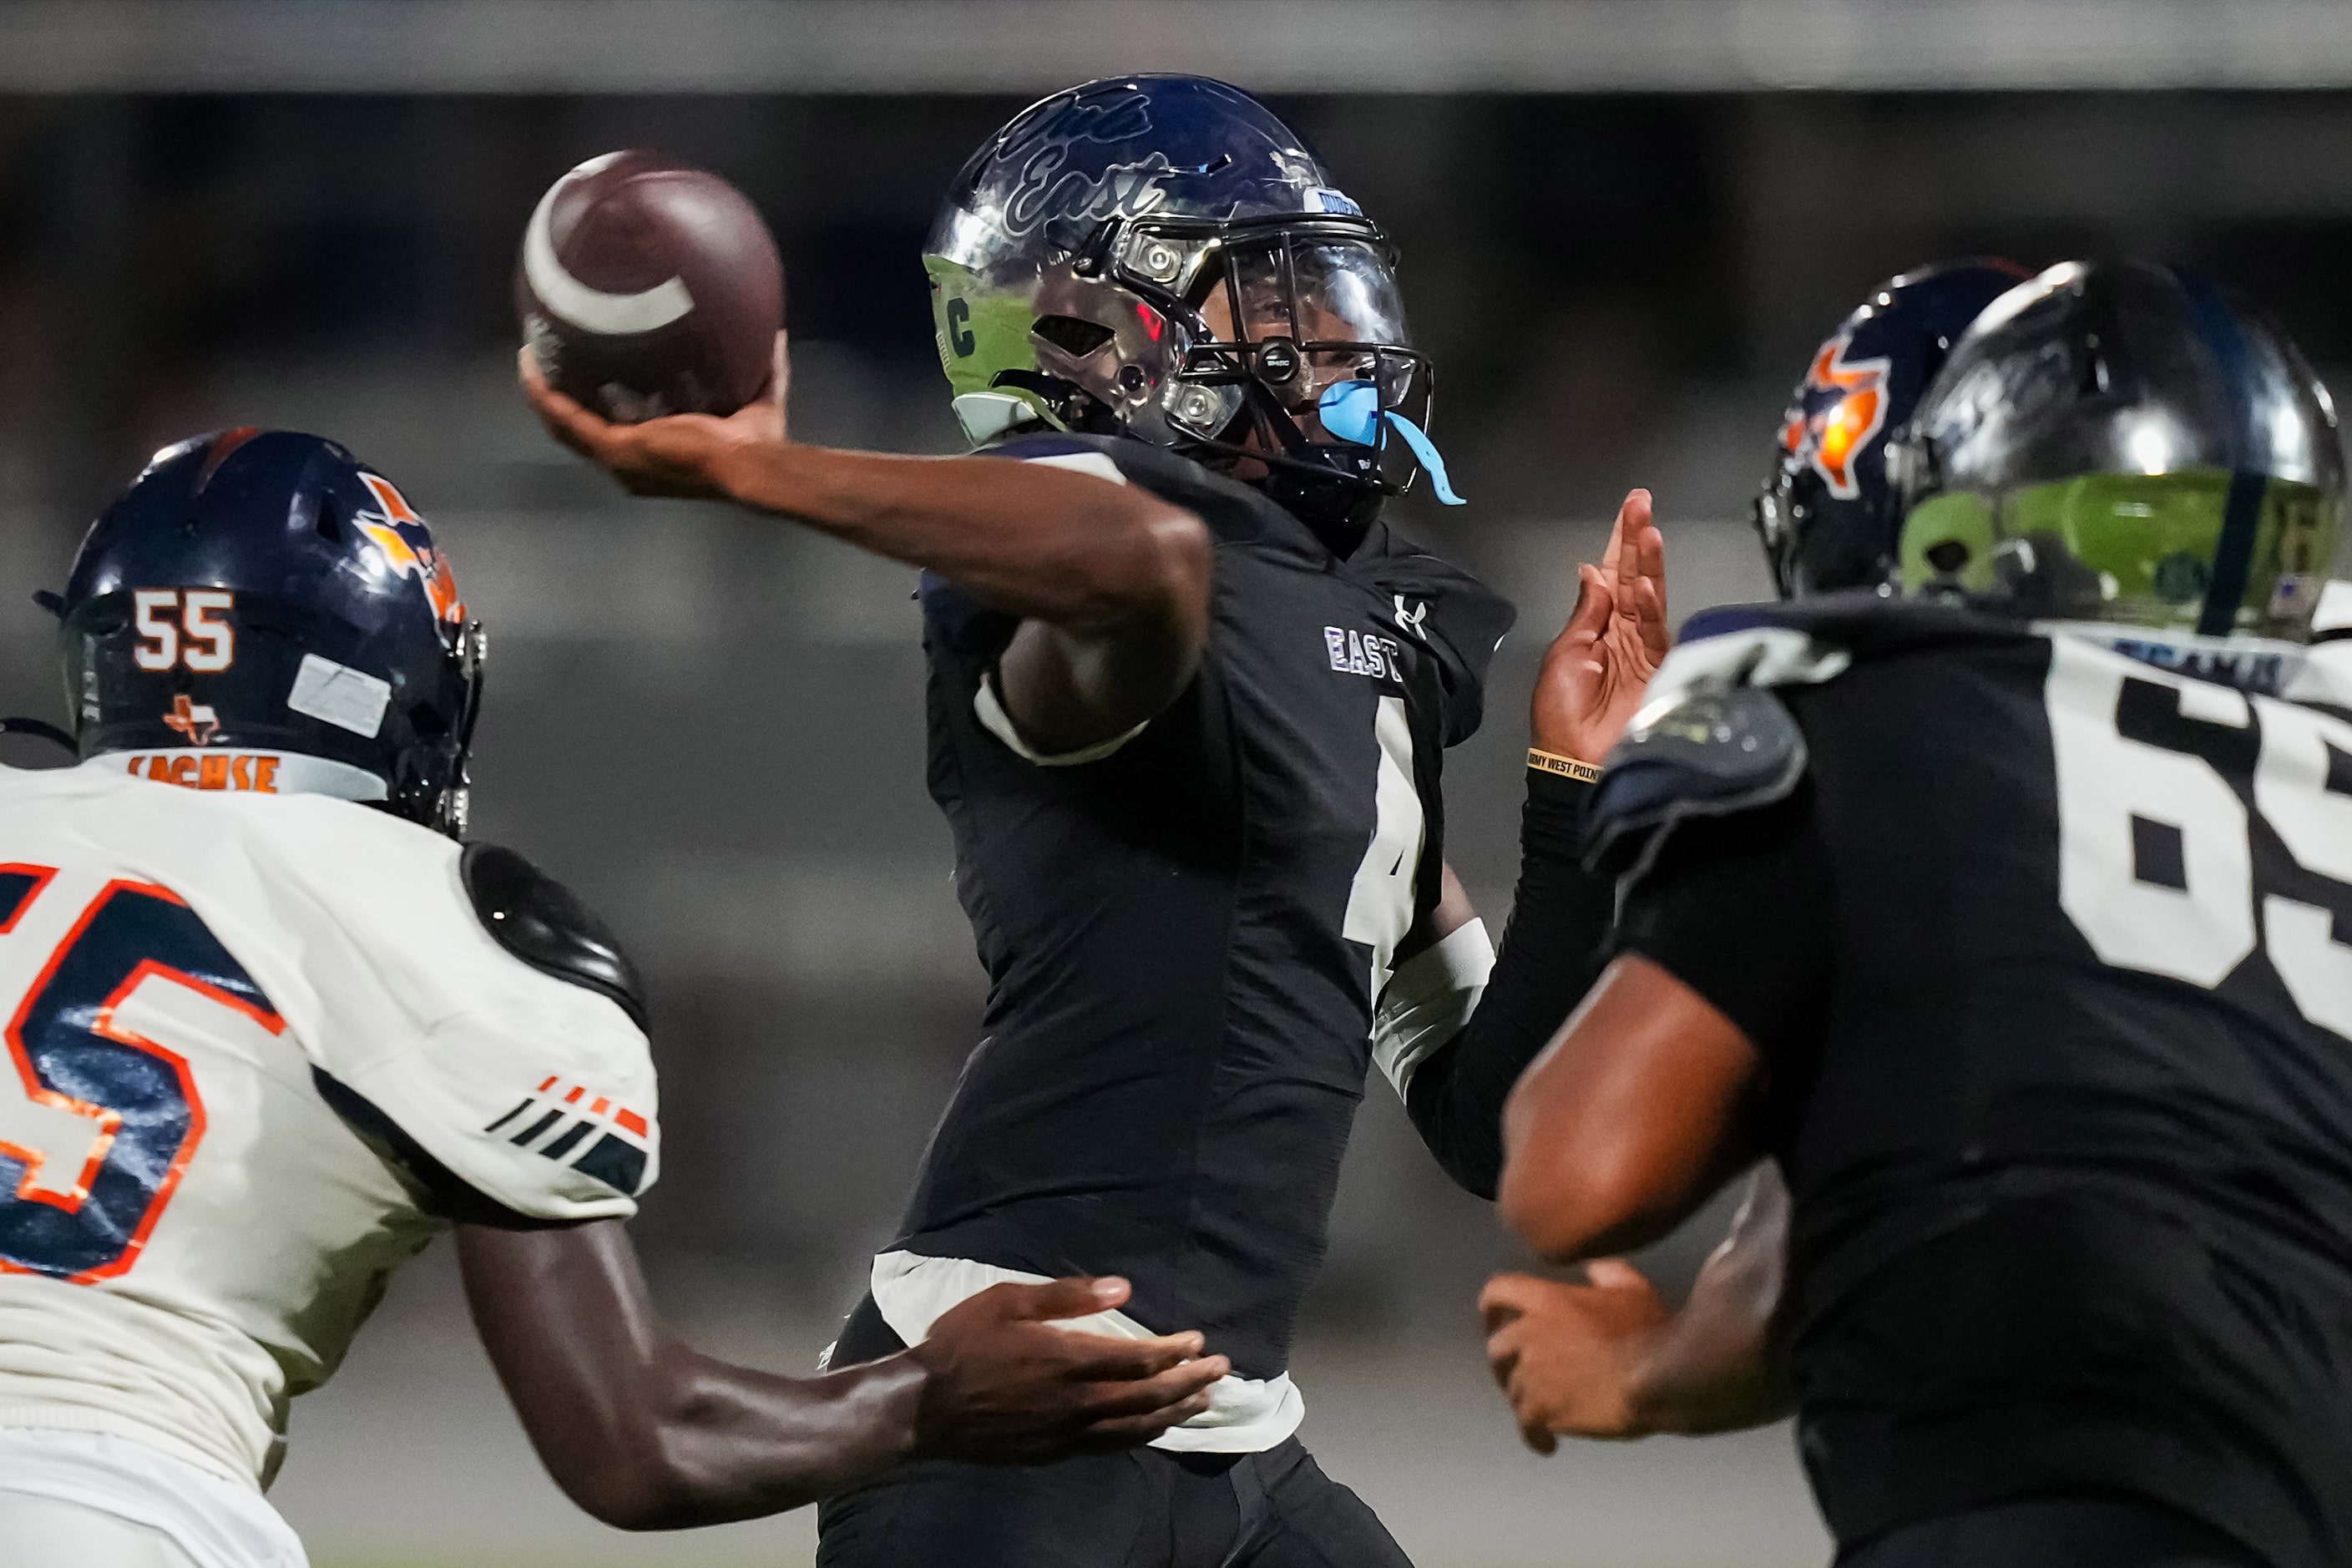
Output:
top-left (1888, 259), bottom-right (2349, 640)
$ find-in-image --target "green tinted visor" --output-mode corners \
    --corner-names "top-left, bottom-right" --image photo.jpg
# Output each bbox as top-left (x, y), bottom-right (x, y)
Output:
top-left (1899, 469), bottom-right (2344, 636)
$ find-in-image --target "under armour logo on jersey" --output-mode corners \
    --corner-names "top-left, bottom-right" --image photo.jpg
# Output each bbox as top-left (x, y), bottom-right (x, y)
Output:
top-left (1327, 626), bottom-right (1405, 684)
top-left (1393, 596), bottom-right (1429, 640)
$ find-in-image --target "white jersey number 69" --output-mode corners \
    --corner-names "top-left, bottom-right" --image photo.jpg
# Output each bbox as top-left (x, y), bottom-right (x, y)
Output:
top-left (2048, 636), bottom-right (2352, 1040)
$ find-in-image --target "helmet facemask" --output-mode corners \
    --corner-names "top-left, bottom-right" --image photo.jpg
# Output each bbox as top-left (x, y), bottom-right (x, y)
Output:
top-left (999, 214), bottom-right (1448, 534)
top-left (1130, 218), bottom-right (1434, 508)
top-left (389, 616), bottom-right (487, 837)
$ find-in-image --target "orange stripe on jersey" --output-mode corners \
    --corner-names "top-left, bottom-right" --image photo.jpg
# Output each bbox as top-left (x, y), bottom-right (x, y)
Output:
top-left (615, 1110), bottom-right (649, 1138)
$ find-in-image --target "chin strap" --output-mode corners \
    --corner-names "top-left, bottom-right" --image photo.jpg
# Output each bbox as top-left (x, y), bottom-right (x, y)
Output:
top-left (1318, 381), bottom-right (1464, 505)
top-left (0, 717), bottom-right (78, 757)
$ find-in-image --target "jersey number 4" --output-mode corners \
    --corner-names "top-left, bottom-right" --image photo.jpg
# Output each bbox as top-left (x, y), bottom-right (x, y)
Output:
top-left (0, 867), bottom-right (281, 1282)
top-left (1343, 696), bottom-right (1426, 1000)
top-left (2048, 639), bottom-right (2352, 1040)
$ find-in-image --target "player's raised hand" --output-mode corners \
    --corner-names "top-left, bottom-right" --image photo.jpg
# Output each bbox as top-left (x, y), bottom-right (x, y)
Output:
top-left (908, 1276), bottom-right (1230, 1463)
top-left (519, 330), bottom-right (790, 500)
top-left (1529, 488), bottom-right (1670, 766)
top-left (1479, 1262), bottom-right (1671, 1453)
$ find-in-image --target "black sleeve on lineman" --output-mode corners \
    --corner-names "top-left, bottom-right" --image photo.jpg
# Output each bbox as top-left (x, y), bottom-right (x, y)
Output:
top-left (1405, 768), bottom-right (1616, 1199)
top-left (1613, 788), bottom-right (1835, 1076)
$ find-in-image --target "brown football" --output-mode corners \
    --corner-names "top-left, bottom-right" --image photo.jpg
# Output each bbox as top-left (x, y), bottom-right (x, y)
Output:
top-left (517, 150), bottom-right (783, 422)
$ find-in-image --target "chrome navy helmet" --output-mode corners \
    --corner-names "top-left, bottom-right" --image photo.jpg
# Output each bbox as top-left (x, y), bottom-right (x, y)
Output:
top-left (1887, 260), bottom-right (2350, 640)
top-left (1755, 258), bottom-right (2030, 597)
top-left (48, 429), bottom-right (486, 833)
top-left (924, 74), bottom-right (1459, 533)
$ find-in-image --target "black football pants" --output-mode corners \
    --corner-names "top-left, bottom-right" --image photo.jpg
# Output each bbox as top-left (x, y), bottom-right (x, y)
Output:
top-left (1840, 1496), bottom-right (2263, 1568)
top-left (815, 1438), bottom-right (1414, 1568)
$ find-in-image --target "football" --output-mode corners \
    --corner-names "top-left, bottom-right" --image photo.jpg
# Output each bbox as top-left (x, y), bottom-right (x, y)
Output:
top-left (516, 150), bottom-right (783, 423)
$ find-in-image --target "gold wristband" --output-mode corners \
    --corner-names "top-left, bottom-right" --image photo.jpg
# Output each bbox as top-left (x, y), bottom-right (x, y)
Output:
top-left (1527, 747), bottom-right (1603, 784)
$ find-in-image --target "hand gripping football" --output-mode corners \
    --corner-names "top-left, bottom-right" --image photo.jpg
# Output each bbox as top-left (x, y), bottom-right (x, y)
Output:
top-left (516, 150), bottom-right (783, 422)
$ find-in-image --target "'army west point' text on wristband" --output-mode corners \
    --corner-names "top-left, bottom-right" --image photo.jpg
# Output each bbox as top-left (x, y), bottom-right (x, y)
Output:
top-left (1527, 747), bottom-right (1603, 785)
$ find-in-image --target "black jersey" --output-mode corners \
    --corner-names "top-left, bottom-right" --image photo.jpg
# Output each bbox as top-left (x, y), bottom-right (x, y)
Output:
top-left (897, 434), bottom-right (1511, 1386)
top-left (1593, 594), bottom-right (2352, 1568)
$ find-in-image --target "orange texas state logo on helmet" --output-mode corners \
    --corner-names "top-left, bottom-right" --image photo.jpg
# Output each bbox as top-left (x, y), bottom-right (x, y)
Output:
top-left (352, 473), bottom-right (466, 627)
top-left (1780, 328), bottom-right (1893, 501)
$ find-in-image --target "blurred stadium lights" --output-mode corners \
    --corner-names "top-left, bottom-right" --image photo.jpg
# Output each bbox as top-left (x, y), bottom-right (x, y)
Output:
top-left (8, 0), bottom-right (2352, 94)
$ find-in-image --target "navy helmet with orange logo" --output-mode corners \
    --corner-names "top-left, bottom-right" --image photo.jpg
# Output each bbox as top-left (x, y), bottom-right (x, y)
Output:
top-left (1754, 258), bottom-right (2031, 596)
top-left (38, 429), bottom-right (486, 835)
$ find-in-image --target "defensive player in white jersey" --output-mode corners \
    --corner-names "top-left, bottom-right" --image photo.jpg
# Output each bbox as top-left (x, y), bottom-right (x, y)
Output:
top-left (0, 428), bottom-right (1228, 1568)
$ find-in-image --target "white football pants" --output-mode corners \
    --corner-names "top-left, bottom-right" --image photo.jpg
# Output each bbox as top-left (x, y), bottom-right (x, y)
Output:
top-left (0, 1491), bottom-right (205, 1566)
top-left (0, 1429), bottom-right (307, 1568)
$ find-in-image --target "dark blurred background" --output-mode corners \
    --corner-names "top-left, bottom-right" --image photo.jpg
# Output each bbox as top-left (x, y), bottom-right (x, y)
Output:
top-left (4, 3), bottom-right (2350, 1564)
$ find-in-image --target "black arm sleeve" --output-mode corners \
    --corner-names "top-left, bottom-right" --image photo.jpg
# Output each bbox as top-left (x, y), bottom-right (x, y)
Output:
top-left (1612, 789), bottom-right (1835, 1079)
top-left (1404, 768), bottom-right (1616, 1198)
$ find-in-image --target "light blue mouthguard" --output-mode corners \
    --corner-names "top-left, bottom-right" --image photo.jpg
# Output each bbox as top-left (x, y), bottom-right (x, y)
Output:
top-left (1317, 380), bottom-right (1465, 506)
